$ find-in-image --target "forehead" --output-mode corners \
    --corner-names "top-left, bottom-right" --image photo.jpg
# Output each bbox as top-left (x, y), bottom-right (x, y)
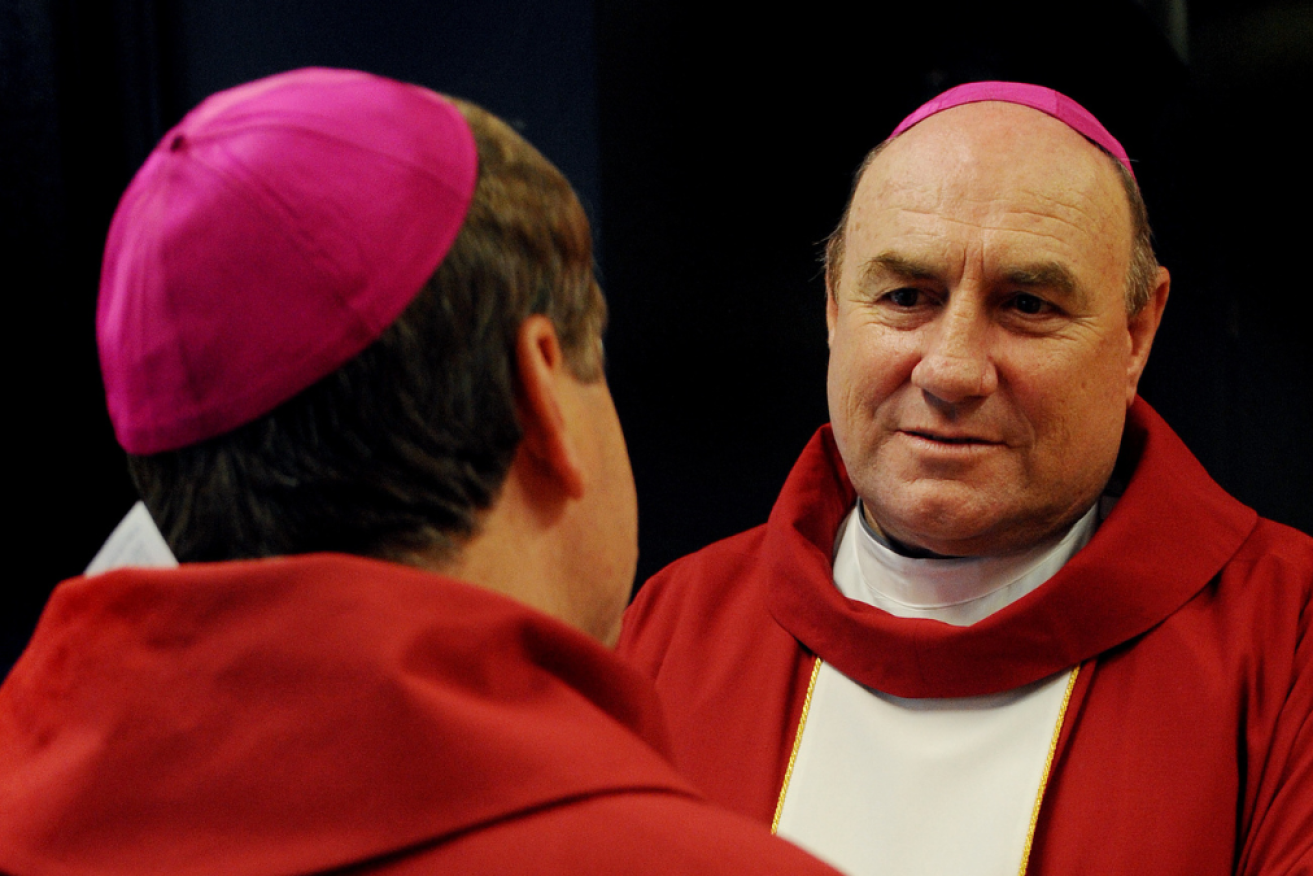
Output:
top-left (846, 103), bottom-right (1131, 280)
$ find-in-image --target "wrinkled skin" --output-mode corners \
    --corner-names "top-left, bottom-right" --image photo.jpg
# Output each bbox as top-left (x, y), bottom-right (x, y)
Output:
top-left (826, 102), bottom-right (1169, 557)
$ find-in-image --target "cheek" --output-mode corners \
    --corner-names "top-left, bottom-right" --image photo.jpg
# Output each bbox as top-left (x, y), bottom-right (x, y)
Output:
top-left (1022, 344), bottom-right (1131, 476)
top-left (826, 322), bottom-right (919, 458)
top-left (828, 321), bottom-right (915, 403)
top-left (827, 332), bottom-right (873, 430)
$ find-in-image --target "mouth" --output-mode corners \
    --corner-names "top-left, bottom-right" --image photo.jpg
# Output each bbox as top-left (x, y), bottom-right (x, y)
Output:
top-left (902, 429), bottom-right (1000, 446)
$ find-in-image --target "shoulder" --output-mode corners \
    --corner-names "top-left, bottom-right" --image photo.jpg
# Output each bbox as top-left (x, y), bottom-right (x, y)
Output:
top-left (635, 525), bottom-right (771, 610)
top-left (1210, 517), bottom-right (1313, 623)
top-left (624, 424), bottom-right (853, 634)
top-left (1217, 518), bottom-right (1313, 668)
top-left (617, 525), bottom-right (771, 668)
top-left (374, 790), bottom-right (842, 875)
top-left (1232, 517), bottom-right (1313, 572)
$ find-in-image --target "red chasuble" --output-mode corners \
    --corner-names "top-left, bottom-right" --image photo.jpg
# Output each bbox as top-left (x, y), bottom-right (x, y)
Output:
top-left (0, 554), bottom-right (843, 876)
top-left (619, 399), bottom-right (1313, 875)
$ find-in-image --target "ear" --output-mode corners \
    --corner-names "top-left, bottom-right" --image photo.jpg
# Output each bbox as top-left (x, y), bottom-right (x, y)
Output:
top-left (1125, 266), bottom-right (1171, 404)
top-left (514, 315), bottom-right (586, 499)
top-left (825, 273), bottom-right (839, 346)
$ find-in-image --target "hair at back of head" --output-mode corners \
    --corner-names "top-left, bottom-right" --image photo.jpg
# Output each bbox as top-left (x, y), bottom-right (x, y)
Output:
top-left (130, 98), bottom-right (607, 565)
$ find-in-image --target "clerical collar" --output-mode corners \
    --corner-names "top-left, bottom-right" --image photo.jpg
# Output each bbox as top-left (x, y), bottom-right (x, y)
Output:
top-left (833, 501), bottom-right (1107, 627)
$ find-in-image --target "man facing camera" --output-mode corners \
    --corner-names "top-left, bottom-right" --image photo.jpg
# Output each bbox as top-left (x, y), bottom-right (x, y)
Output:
top-left (620, 82), bottom-right (1312, 875)
top-left (0, 68), bottom-right (841, 876)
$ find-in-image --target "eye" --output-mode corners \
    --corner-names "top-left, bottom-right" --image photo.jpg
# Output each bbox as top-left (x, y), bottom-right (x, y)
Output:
top-left (883, 287), bottom-right (923, 308)
top-left (1009, 292), bottom-right (1049, 315)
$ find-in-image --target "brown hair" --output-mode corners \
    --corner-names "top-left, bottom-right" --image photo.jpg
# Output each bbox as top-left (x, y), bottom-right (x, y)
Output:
top-left (128, 98), bottom-right (606, 564)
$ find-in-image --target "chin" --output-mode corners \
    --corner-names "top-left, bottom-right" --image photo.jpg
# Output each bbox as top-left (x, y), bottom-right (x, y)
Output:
top-left (890, 523), bottom-right (997, 558)
top-left (868, 490), bottom-right (1028, 557)
top-left (888, 493), bottom-right (1103, 557)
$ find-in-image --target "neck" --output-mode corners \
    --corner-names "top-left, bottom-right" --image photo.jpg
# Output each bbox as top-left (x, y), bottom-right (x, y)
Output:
top-left (403, 454), bottom-right (621, 647)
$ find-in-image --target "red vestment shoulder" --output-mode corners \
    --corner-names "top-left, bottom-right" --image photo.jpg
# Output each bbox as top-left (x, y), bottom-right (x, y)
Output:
top-left (618, 398), bottom-right (1313, 875)
top-left (0, 554), bottom-right (842, 876)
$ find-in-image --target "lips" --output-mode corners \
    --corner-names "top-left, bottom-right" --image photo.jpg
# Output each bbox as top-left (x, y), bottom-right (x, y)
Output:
top-left (903, 429), bottom-right (1000, 445)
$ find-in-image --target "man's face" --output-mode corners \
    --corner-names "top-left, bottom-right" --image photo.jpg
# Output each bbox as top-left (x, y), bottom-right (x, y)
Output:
top-left (826, 102), bottom-right (1166, 557)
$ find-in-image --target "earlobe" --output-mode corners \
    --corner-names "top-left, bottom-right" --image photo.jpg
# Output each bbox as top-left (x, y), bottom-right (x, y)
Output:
top-left (514, 316), bottom-right (586, 499)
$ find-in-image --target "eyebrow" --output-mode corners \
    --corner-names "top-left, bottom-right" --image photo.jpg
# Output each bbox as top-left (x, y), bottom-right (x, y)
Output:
top-left (856, 253), bottom-right (939, 286)
top-left (1002, 262), bottom-right (1078, 296)
top-left (857, 252), bottom-right (1086, 303)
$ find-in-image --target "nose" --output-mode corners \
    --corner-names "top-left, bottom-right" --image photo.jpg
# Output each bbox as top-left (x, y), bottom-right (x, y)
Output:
top-left (910, 305), bottom-right (998, 407)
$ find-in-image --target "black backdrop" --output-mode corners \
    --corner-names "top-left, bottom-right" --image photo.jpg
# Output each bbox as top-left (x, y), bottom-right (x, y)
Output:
top-left (4, 0), bottom-right (1310, 675)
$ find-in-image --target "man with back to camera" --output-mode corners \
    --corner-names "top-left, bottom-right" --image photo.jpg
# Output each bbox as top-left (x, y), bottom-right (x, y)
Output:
top-left (0, 68), bottom-right (845, 876)
top-left (618, 82), bottom-right (1313, 875)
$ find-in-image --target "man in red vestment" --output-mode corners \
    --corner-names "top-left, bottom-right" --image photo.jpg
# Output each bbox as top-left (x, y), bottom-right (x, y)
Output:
top-left (619, 82), bottom-right (1312, 875)
top-left (0, 69), bottom-right (842, 876)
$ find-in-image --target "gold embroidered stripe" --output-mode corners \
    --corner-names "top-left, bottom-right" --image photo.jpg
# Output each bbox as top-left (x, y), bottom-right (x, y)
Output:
top-left (771, 655), bottom-right (822, 834)
top-left (1017, 665), bottom-right (1080, 876)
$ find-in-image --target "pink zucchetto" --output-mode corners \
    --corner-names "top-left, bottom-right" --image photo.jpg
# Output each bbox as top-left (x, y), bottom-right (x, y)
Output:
top-left (98, 67), bottom-right (479, 455)
top-left (889, 81), bottom-right (1134, 180)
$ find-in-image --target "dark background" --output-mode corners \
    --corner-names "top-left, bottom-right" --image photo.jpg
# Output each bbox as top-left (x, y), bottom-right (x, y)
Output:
top-left (4, 0), bottom-right (1311, 676)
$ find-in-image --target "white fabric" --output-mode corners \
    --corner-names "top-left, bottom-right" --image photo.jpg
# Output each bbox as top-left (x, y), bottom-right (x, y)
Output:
top-left (842, 501), bottom-right (1100, 626)
top-left (776, 665), bottom-right (1072, 876)
top-left (774, 504), bottom-right (1100, 876)
top-left (85, 502), bottom-right (178, 575)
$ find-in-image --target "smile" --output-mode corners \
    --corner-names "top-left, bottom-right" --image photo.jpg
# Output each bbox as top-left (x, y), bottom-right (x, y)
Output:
top-left (903, 430), bottom-right (1000, 446)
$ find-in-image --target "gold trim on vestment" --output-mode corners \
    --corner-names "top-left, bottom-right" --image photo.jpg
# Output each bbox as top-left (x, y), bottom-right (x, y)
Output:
top-left (771, 655), bottom-right (822, 834)
top-left (1017, 665), bottom-right (1080, 876)
top-left (769, 657), bottom-right (1081, 876)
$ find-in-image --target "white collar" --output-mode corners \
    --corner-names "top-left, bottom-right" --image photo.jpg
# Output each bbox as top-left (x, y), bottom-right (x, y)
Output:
top-left (833, 501), bottom-right (1107, 627)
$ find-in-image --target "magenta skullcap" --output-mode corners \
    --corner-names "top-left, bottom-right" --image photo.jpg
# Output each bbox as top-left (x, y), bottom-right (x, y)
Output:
top-left (889, 81), bottom-right (1134, 180)
top-left (98, 67), bottom-right (478, 454)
